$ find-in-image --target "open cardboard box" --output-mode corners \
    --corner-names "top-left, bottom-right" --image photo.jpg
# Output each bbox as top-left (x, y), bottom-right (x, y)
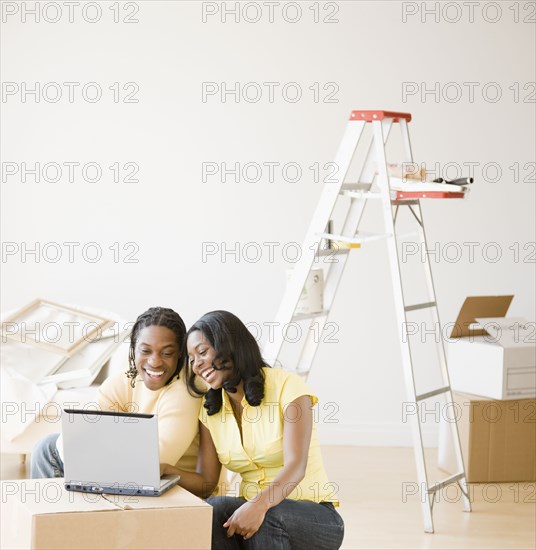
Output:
top-left (0, 479), bottom-right (212, 550)
top-left (447, 296), bottom-right (536, 400)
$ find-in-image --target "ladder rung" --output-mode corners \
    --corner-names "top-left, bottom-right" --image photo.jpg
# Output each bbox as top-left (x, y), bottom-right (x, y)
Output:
top-left (416, 386), bottom-right (450, 402)
top-left (342, 190), bottom-right (383, 200)
top-left (427, 473), bottom-right (465, 494)
top-left (292, 310), bottom-right (329, 321)
top-left (340, 183), bottom-right (372, 192)
top-left (404, 301), bottom-right (436, 312)
top-left (316, 248), bottom-right (350, 257)
top-left (319, 232), bottom-right (390, 245)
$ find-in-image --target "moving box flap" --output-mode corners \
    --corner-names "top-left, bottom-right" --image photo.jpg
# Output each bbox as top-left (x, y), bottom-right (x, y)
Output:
top-left (108, 487), bottom-right (212, 510)
top-left (474, 317), bottom-right (535, 349)
top-left (450, 296), bottom-right (514, 338)
top-left (0, 480), bottom-right (118, 516)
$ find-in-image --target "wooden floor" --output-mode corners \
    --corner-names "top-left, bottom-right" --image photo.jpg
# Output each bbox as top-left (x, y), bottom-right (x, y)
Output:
top-left (2, 447), bottom-right (534, 550)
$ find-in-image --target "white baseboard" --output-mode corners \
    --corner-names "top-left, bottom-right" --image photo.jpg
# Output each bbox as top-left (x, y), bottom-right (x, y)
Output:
top-left (317, 423), bottom-right (439, 448)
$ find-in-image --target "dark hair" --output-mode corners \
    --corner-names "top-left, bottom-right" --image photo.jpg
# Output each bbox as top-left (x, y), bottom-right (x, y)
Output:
top-left (186, 310), bottom-right (267, 415)
top-left (126, 307), bottom-right (187, 388)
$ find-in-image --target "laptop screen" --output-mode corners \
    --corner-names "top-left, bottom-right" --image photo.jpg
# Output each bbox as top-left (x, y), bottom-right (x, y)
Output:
top-left (62, 409), bottom-right (161, 489)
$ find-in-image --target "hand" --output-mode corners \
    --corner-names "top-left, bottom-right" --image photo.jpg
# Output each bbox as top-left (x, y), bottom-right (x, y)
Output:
top-left (223, 501), bottom-right (266, 540)
top-left (160, 463), bottom-right (172, 477)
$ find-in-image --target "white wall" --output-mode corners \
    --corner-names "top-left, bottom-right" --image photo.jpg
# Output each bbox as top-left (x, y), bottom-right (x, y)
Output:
top-left (2, 1), bottom-right (535, 446)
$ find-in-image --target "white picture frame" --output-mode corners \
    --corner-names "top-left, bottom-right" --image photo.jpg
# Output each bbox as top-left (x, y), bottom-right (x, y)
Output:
top-left (1, 299), bottom-right (115, 356)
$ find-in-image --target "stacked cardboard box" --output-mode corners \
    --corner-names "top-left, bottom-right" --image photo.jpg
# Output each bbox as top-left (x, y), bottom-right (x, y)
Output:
top-left (439, 296), bottom-right (536, 482)
top-left (438, 392), bottom-right (536, 482)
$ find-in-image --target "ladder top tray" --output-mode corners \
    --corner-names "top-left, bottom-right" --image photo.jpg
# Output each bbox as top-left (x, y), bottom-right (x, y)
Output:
top-left (350, 110), bottom-right (412, 123)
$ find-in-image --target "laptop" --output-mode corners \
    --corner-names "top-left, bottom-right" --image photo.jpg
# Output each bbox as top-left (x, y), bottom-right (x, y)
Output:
top-left (62, 409), bottom-right (180, 496)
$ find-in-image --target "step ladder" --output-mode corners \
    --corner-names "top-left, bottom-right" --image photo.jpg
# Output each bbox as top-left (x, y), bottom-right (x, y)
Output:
top-left (264, 110), bottom-right (471, 533)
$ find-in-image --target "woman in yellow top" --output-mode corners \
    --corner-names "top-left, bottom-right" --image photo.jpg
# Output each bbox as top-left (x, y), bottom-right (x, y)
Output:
top-left (161, 310), bottom-right (344, 549)
top-left (31, 307), bottom-right (200, 478)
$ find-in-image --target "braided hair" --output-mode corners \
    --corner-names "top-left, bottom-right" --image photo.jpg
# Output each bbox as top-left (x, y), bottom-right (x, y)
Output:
top-left (126, 307), bottom-right (187, 388)
top-left (186, 310), bottom-right (267, 416)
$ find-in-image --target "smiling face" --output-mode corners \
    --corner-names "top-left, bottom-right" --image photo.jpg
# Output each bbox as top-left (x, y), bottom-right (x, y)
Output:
top-left (135, 325), bottom-right (180, 391)
top-left (187, 330), bottom-right (232, 390)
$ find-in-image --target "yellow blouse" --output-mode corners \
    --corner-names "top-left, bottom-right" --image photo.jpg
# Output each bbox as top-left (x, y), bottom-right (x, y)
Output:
top-left (200, 367), bottom-right (338, 504)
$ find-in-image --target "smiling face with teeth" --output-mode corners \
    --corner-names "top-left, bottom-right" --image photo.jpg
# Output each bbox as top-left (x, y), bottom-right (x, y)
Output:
top-left (187, 330), bottom-right (232, 390)
top-left (134, 326), bottom-right (181, 391)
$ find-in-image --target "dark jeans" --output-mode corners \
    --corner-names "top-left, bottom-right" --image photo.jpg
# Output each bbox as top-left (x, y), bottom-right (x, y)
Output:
top-left (206, 496), bottom-right (344, 550)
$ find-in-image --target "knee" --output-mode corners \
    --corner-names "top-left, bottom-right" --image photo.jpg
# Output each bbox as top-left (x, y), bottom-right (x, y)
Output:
top-left (32, 433), bottom-right (59, 458)
top-left (206, 496), bottom-right (244, 523)
top-left (205, 495), bottom-right (236, 513)
top-left (30, 433), bottom-right (60, 478)
top-left (263, 503), bottom-right (287, 525)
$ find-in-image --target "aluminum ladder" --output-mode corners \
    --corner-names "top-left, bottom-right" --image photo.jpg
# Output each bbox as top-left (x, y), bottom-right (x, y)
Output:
top-left (263, 110), bottom-right (471, 533)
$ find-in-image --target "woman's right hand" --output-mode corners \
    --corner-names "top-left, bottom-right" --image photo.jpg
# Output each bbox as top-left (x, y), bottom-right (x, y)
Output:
top-left (223, 500), bottom-right (267, 540)
top-left (160, 463), bottom-right (173, 476)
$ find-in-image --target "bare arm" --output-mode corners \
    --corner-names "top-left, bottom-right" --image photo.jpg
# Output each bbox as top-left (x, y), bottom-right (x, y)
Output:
top-left (97, 373), bottom-right (127, 412)
top-left (161, 422), bottom-right (221, 498)
top-left (223, 394), bottom-right (313, 539)
top-left (153, 384), bottom-right (200, 466)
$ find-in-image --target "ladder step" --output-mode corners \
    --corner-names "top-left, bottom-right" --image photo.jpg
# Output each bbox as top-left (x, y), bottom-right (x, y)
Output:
top-left (416, 386), bottom-right (450, 401)
top-left (319, 232), bottom-right (390, 245)
top-left (427, 473), bottom-right (465, 494)
top-left (347, 192), bottom-right (383, 200)
top-left (292, 310), bottom-right (329, 321)
top-left (316, 248), bottom-right (350, 257)
top-left (340, 183), bottom-right (379, 198)
top-left (344, 191), bottom-right (383, 200)
top-left (404, 301), bottom-right (436, 312)
top-left (340, 182), bottom-right (372, 192)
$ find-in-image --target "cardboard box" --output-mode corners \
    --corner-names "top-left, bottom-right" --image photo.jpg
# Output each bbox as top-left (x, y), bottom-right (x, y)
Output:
top-left (448, 296), bottom-right (536, 399)
top-left (438, 392), bottom-right (536, 482)
top-left (0, 479), bottom-right (212, 550)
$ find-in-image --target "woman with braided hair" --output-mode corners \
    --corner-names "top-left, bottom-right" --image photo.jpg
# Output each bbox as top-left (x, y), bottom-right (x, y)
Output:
top-left (31, 307), bottom-right (201, 478)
